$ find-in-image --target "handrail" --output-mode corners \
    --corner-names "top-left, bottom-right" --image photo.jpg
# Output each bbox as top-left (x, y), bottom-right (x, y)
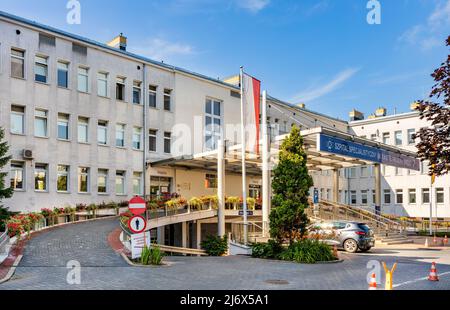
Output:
top-left (157, 244), bottom-right (208, 256)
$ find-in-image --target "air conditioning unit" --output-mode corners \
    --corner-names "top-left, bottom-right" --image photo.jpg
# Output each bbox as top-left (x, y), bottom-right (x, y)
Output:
top-left (23, 149), bottom-right (33, 160)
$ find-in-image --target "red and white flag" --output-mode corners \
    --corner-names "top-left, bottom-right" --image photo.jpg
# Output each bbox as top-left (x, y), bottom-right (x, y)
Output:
top-left (241, 73), bottom-right (261, 154)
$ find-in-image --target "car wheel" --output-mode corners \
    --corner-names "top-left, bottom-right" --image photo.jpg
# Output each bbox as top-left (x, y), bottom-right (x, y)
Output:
top-left (360, 247), bottom-right (372, 253)
top-left (343, 239), bottom-right (358, 253)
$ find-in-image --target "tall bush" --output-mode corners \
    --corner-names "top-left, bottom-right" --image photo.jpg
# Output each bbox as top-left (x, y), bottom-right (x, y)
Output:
top-left (0, 127), bottom-right (13, 231)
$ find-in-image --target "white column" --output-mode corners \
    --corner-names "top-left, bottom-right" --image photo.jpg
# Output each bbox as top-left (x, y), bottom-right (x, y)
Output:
top-left (262, 90), bottom-right (270, 237)
top-left (333, 169), bottom-right (339, 203)
top-left (217, 139), bottom-right (226, 237)
top-left (374, 164), bottom-right (381, 210)
top-left (239, 66), bottom-right (248, 245)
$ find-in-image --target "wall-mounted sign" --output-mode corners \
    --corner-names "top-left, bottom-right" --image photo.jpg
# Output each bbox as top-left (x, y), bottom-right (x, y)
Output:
top-left (318, 134), bottom-right (420, 171)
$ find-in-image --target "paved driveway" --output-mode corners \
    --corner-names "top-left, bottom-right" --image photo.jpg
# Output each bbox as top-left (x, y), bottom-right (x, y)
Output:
top-left (0, 218), bottom-right (449, 290)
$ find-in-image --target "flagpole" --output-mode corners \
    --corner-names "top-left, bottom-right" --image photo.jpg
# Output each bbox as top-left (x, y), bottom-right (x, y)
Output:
top-left (240, 66), bottom-right (248, 245)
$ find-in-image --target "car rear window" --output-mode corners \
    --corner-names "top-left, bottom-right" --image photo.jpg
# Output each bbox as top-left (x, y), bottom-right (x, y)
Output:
top-left (358, 223), bottom-right (370, 231)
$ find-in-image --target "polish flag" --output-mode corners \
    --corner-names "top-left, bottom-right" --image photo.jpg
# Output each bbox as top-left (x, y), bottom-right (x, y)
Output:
top-left (242, 73), bottom-right (261, 154)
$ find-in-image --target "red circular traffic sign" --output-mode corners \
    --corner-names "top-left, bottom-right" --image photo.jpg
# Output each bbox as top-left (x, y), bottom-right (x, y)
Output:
top-left (128, 215), bottom-right (146, 234)
top-left (129, 196), bottom-right (146, 215)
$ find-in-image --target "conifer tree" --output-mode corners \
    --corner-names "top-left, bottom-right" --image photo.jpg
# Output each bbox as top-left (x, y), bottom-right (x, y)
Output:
top-left (0, 127), bottom-right (13, 231)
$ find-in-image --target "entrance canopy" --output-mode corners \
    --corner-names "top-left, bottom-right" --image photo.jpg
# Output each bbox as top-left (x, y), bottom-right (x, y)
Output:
top-left (150, 127), bottom-right (420, 173)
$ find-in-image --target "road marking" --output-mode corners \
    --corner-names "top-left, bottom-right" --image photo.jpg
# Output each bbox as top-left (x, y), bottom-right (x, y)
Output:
top-left (393, 271), bottom-right (450, 288)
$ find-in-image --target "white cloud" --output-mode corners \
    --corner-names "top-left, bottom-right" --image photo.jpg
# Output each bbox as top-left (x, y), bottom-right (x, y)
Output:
top-left (129, 38), bottom-right (195, 62)
top-left (236, 0), bottom-right (270, 13)
top-left (291, 68), bottom-right (360, 103)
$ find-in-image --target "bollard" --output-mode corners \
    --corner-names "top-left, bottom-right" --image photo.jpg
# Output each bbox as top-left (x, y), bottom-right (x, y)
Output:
top-left (382, 262), bottom-right (397, 290)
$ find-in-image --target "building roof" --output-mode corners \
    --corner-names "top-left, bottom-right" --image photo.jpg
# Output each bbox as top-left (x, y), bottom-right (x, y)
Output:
top-left (349, 111), bottom-right (420, 126)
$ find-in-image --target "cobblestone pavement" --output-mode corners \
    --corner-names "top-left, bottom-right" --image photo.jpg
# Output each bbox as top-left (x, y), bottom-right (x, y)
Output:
top-left (0, 218), bottom-right (449, 290)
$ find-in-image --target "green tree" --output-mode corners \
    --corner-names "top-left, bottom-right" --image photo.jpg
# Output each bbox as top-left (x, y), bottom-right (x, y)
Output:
top-left (269, 125), bottom-right (313, 244)
top-left (0, 127), bottom-right (13, 231)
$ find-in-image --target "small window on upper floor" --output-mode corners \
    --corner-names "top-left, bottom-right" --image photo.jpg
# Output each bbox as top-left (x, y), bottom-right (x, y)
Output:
top-left (11, 48), bottom-right (25, 79)
top-left (34, 55), bottom-right (48, 83)
top-left (164, 89), bottom-right (172, 111)
top-left (116, 77), bottom-right (126, 101)
top-left (133, 81), bottom-right (142, 105)
top-left (57, 61), bottom-right (69, 88)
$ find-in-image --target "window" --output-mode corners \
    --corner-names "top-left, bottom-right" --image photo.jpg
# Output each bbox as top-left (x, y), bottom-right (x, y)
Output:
top-left (205, 99), bottom-right (222, 150)
top-left (407, 129), bottom-right (415, 145)
top-left (11, 105), bottom-right (25, 135)
top-left (421, 161), bottom-right (429, 175)
top-left (164, 132), bottom-right (171, 154)
top-left (133, 172), bottom-right (143, 195)
top-left (149, 129), bottom-right (157, 152)
top-left (78, 67), bottom-right (89, 93)
top-left (78, 117), bottom-right (89, 143)
top-left (394, 131), bottom-right (402, 146)
top-left (382, 132), bottom-right (390, 144)
top-left (34, 55), bottom-right (48, 83)
top-left (164, 89), bottom-right (171, 111)
top-left (370, 134), bottom-right (377, 141)
top-left (116, 77), bottom-right (125, 101)
top-left (57, 165), bottom-right (69, 192)
top-left (98, 169), bottom-right (108, 194)
top-left (57, 113), bottom-right (70, 140)
top-left (34, 164), bottom-right (48, 191)
top-left (10, 162), bottom-right (24, 190)
top-left (350, 191), bottom-right (357, 205)
top-left (349, 167), bottom-right (357, 178)
top-left (396, 189), bottom-right (403, 204)
top-left (97, 121), bottom-right (108, 145)
top-left (361, 166), bottom-right (368, 178)
top-left (436, 188), bottom-right (444, 204)
top-left (97, 72), bottom-right (108, 97)
top-left (116, 124), bottom-right (125, 147)
top-left (78, 167), bottom-right (90, 193)
top-left (34, 109), bottom-right (48, 137)
top-left (422, 188), bottom-right (430, 204)
top-left (372, 190), bottom-right (376, 205)
top-left (384, 190), bottom-right (391, 204)
top-left (149, 85), bottom-right (157, 108)
top-left (11, 48), bottom-right (25, 78)
top-left (409, 189), bottom-right (416, 204)
top-left (395, 167), bottom-right (402, 176)
top-left (361, 190), bottom-right (368, 205)
top-left (205, 174), bottom-right (217, 189)
top-left (133, 127), bottom-right (143, 150)
top-left (57, 61), bottom-right (69, 88)
top-left (133, 81), bottom-right (141, 104)
top-left (116, 171), bottom-right (126, 195)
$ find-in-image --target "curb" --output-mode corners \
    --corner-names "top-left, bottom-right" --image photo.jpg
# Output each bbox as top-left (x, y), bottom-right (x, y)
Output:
top-left (119, 252), bottom-right (171, 268)
top-left (0, 254), bottom-right (23, 284)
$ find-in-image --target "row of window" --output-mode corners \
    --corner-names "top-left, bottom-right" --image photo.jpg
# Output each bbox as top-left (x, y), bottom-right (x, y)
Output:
top-left (316, 163), bottom-right (430, 179)
top-left (10, 162), bottom-right (143, 195)
top-left (10, 48), bottom-right (172, 110)
top-left (10, 105), bottom-right (172, 153)
top-left (361, 128), bottom-right (416, 147)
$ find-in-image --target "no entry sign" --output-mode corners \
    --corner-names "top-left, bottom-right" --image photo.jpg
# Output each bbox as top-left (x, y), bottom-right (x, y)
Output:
top-left (129, 196), bottom-right (146, 215)
top-left (128, 215), bottom-right (146, 234)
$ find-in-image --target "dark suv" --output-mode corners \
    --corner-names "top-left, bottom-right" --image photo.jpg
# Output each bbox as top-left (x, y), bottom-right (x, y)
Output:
top-left (308, 221), bottom-right (375, 253)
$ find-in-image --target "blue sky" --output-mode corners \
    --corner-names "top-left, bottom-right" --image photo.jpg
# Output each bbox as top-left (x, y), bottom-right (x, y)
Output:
top-left (0, 0), bottom-right (449, 120)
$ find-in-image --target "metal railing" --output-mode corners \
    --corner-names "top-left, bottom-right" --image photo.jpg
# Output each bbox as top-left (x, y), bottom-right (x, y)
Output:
top-left (144, 203), bottom-right (215, 221)
top-left (230, 221), bottom-right (264, 244)
top-left (0, 228), bottom-right (9, 256)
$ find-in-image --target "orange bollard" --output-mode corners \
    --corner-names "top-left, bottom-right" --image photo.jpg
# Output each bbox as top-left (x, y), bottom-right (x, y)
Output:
top-left (368, 273), bottom-right (377, 290)
top-left (428, 262), bottom-right (439, 281)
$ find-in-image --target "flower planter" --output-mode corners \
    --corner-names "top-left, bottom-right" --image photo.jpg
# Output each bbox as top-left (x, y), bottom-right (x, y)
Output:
top-left (56, 215), bottom-right (67, 224)
top-left (96, 208), bottom-right (117, 216)
top-left (76, 214), bottom-right (88, 221)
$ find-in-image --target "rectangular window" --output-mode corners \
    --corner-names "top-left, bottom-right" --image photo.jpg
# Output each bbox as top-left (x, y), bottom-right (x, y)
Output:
top-left (407, 129), bottom-right (415, 145)
top-left (78, 117), bottom-right (89, 143)
top-left (97, 120), bottom-right (108, 145)
top-left (11, 105), bottom-right (25, 135)
top-left (133, 127), bottom-right (143, 150)
top-left (351, 191), bottom-right (357, 205)
top-left (133, 81), bottom-right (141, 104)
top-left (421, 161), bottom-right (430, 175)
top-left (422, 188), bottom-right (430, 204)
top-left (436, 188), bottom-right (444, 204)
top-left (34, 55), bottom-right (48, 83)
top-left (98, 169), bottom-right (108, 194)
top-left (57, 61), bottom-right (69, 88)
top-left (10, 162), bottom-right (24, 190)
top-left (34, 163), bottom-right (48, 191)
top-left (370, 134), bottom-right (377, 141)
top-left (409, 189), bottom-right (416, 204)
top-left (395, 167), bottom-right (402, 176)
top-left (149, 85), bottom-right (157, 108)
top-left (205, 174), bottom-right (217, 189)
top-left (11, 48), bottom-right (25, 78)
top-left (382, 132), bottom-right (390, 144)
top-left (384, 190), bottom-right (391, 204)
top-left (78, 67), bottom-right (89, 93)
top-left (396, 189), bottom-right (403, 204)
top-left (360, 166), bottom-right (368, 178)
top-left (164, 89), bottom-right (171, 111)
top-left (349, 167), bottom-right (357, 178)
top-left (133, 172), bottom-right (142, 195)
top-left (57, 165), bottom-right (69, 192)
top-left (97, 72), bottom-right (108, 97)
top-left (372, 190), bottom-right (376, 205)
top-left (149, 129), bottom-right (157, 152)
top-left (394, 130), bottom-right (402, 146)
top-left (34, 109), bottom-right (48, 137)
top-left (205, 98), bottom-right (222, 151)
top-left (116, 124), bottom-right (125, 147)
top-left (164, 132), bottom-right (171, 154)
top-left (116, 77), bottom-right (125, 101)
top-left (78, 167), bottom-right (90, 193)
top-left (116, 171), bottom-right (126, 195)
top-left (361, 190), bottom-right (368, 205)
top-left (57, 113), bottom-right (70, 140)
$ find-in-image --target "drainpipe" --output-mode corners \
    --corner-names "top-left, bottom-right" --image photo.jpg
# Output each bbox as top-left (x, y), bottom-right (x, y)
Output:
top-left (143, 63), bottom-right (148, 199)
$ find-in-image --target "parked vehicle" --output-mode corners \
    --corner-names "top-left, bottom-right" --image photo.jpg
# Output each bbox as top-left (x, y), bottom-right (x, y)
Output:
top-left (307, 220), bottom-right (375, 253)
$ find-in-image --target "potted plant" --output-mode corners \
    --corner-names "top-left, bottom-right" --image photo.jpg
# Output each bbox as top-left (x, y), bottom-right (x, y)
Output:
top-left (188, 197), bottom-right (203, 211)
top-left (53, 207), bottom-right (67, 224)
top-left (226, 196), bottom-right (240, 210)
top-left (247, 197), bottom-right (256, 211)
top-left (40, 208), bottom-right (54, 226)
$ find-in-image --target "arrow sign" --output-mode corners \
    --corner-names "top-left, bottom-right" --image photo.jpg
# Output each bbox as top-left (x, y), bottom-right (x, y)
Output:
top-left (129, 196), bottom-right (146, 215)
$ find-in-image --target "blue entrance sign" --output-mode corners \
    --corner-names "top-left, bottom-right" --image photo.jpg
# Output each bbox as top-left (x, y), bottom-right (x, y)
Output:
top-left (313, 189), bottom-right (319, 204)
top-left (318, 134), bottom-right (420, 171)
